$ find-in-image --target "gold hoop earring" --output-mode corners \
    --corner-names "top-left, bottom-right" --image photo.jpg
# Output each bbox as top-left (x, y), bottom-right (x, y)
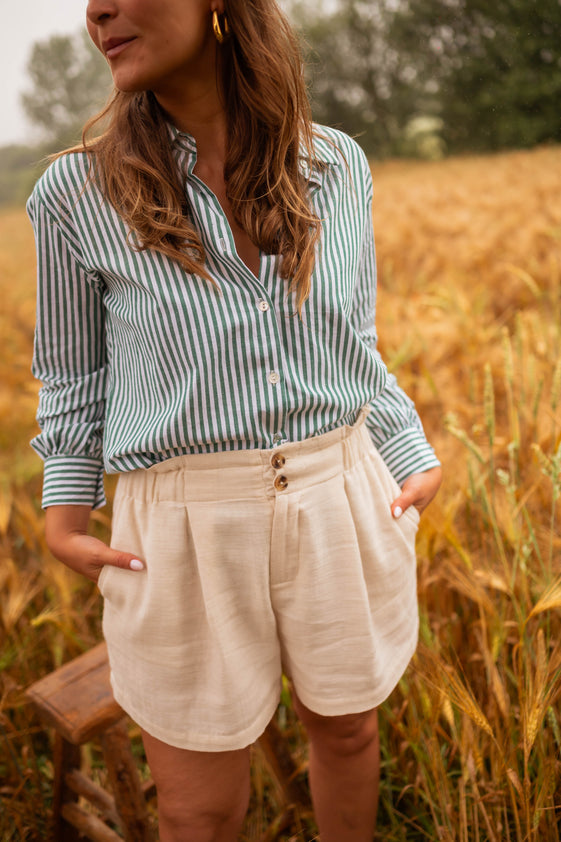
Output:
top-left (212, 10), bottom-right (230, 44)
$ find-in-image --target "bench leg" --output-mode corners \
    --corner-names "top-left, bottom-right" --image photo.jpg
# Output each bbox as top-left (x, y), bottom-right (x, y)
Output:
top-left (100, 719), bottom-right (154, 842)
top-left (52, 733), bottom-right (82, 842)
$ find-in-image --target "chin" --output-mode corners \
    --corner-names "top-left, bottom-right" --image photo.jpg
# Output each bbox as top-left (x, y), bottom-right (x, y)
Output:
top-left (110, 67), bottom-right (155, 94)
top-left (113, 78), bottom-right (151, 94)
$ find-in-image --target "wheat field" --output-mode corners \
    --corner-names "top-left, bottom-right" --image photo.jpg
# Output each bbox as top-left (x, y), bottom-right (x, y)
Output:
top-left (1, 144), bottom-right (561, 840)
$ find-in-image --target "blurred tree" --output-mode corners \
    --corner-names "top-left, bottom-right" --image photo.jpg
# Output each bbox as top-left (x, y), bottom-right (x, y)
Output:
top-left (387, 0), bottom-right (561, 152)
top-left (21, 30), bottom-right (112, 149)
top-left (288, 0), bottom-right (561, 156)
top-left (290, 0), bottom-right (414, 157)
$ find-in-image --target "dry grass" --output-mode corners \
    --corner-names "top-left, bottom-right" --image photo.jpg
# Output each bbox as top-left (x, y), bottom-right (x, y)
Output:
top-left (1, 143), bottom-right (561, 840)
top-left (371, 145), bottom-right (561, 840)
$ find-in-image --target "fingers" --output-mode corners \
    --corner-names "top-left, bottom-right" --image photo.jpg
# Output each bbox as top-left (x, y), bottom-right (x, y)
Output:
top-left (75, 535), bottom-right (145, 581)
top-left (91, 540), bottom-right (145, 573)
top-left (44, 505), bottom-right (144, 582)
top-left (391, 488), bottom-right (422, 519)
top-left (57, 534), bottom-right (145, 582)
top-left (391, 465), bottom-right (442, 518)
top-left (391, 492), bottom-right (418, 520)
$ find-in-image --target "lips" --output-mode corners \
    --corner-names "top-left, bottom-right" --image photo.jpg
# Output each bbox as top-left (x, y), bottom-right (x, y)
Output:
top-left (102, 36), bottom-right (137, 60)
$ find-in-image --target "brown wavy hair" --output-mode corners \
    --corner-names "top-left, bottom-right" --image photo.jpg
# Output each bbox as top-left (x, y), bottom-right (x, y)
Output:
top-left (79, 0), bottom-right (322, 311)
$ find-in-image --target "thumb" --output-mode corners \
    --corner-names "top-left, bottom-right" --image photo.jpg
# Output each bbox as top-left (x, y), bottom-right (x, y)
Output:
top-left (391, 490), bottom-right (417, 520)
top-left (95, 542), bottom-right (144, 571)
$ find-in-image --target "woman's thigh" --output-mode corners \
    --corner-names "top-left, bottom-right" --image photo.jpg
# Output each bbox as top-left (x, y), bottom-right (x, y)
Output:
top-left (142, 729), bottom-right (251, 835)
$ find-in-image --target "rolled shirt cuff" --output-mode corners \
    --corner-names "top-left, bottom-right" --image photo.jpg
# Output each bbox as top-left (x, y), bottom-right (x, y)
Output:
top-left (376, 427), bottom-right (440, 487)
top-left (41, 455), bottom-right (106, 510)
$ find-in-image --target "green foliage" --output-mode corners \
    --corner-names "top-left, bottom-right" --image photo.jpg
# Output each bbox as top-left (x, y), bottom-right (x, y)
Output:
top-left (289, 0), bottom-right (561, 156)
top-left (21, 29), bottom-right (112, 149)
top-left (390, 0), bottom-right (561, 153)
top-left (292, 0), bottom-right (411, 157)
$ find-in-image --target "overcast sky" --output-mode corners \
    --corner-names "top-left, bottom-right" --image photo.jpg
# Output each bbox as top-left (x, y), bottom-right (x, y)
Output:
top-left (2, 1), bottom-right (88, 145)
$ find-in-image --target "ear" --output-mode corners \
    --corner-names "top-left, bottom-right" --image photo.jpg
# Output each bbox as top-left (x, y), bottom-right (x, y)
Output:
top-left (210, 1), bottom-right (226, 15)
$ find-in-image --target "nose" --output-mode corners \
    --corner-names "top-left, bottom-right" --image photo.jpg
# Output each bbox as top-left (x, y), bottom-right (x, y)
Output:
top-left (86, 0), bottom-right (118, 25)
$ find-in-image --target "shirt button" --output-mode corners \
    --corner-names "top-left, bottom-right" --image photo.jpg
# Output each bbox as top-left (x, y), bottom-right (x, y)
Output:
top-left (271, 453), bottom-right (286, 469)
top-left (274, 475), bottom-right (288, 491)
top-left (273, 433), bottom-right (283, 445)
top-left (258, 300), bottom-right (269, 312)
top-left (268, 371), bottom-right (280, 385)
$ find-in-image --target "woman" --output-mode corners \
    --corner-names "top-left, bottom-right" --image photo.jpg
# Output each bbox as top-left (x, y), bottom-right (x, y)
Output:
top-left (28, 1), bottom-right (442, 839)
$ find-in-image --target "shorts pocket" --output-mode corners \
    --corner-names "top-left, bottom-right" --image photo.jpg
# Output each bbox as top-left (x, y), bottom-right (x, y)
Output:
top-left (367, 447), bottom-right (420, 529)
top-left (402, 503), bottom-right (420, 530)
top-left (97, 564), bottom-right (108, 593)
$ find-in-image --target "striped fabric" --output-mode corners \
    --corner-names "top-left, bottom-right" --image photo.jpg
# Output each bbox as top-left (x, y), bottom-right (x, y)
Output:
top-left (28, 124), bottom-right (439, 509)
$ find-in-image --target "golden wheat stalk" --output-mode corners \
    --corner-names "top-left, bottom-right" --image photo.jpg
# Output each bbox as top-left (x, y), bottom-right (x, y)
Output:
top-left (527, 577), bottom-right (561, 621)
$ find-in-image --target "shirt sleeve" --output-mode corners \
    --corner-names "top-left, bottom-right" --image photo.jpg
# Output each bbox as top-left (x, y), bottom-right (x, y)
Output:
top-left (352, 155), bottom-right (440, 486)
top-left (28, 193), bottom-right (108, 509)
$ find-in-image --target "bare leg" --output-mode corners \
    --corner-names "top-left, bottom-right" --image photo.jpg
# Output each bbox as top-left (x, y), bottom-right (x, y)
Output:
top-left (292, 693), bottom-right (380, 842)
top-left (141, 729), bottom-right (251, 842)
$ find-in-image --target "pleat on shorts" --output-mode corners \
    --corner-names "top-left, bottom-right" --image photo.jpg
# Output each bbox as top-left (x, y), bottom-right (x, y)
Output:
top-left (99, 407), bottom-right (420, 751)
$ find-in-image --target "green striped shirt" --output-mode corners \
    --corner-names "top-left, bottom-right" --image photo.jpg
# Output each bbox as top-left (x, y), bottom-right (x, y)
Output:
top-left (28, 124), bottom-right (439, 509)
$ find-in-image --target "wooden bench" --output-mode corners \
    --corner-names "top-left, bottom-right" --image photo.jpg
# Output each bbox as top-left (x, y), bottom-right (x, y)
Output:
top-left (26, 642), bottom-right (154, 842)
top-left (26, 642), bottom-right (308, 842)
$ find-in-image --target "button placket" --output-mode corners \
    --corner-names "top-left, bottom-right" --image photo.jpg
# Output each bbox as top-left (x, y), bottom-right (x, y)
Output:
top-left (271, 451), bottom-right (288, 490)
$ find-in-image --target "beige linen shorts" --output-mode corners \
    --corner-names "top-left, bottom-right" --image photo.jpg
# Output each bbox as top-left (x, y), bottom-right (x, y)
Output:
top-left (99, 408), bottom-right (420, 752)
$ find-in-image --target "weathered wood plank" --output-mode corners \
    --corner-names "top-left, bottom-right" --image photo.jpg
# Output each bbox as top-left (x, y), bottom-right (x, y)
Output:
top-left (65, 768), bottom-right (121, 827)
top-left (51, 733), bottom-right (81, 842)
top-left (26, 642), bottom-right (123, 744)
top-left (61, 803), bottom-right (123, 842)
top-left (100, 720), bottom-right (155, 842)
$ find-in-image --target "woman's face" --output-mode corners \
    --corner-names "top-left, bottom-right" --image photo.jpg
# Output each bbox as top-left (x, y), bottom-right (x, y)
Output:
top-left (86, 0), bottom-right (222, 95)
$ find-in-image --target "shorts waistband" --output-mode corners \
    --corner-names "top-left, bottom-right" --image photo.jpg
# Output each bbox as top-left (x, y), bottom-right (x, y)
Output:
top-left (116, 407), bottom-right (373, 503)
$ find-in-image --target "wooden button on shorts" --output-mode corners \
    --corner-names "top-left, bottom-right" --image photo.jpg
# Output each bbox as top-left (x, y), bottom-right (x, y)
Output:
top-left (99, 408), bottom-right (420, 751)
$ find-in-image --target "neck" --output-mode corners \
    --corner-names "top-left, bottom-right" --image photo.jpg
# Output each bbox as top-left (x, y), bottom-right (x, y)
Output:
top-left (154, 65), bottom-right (227, 169)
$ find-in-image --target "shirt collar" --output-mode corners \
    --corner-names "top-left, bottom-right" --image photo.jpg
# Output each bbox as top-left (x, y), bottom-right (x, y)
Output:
top-left (167, 122), bottom-right (341, 187)
top-left (299, 138), bottom-right (341, 187)
top-left (167, 122), bottom-right (197, 153)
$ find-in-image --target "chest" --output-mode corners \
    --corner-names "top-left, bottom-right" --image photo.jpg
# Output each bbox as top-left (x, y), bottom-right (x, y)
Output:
top-left (193, 167), bottom-right (261, 278)
top-left (74, 161), bottom-right (364, 321)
